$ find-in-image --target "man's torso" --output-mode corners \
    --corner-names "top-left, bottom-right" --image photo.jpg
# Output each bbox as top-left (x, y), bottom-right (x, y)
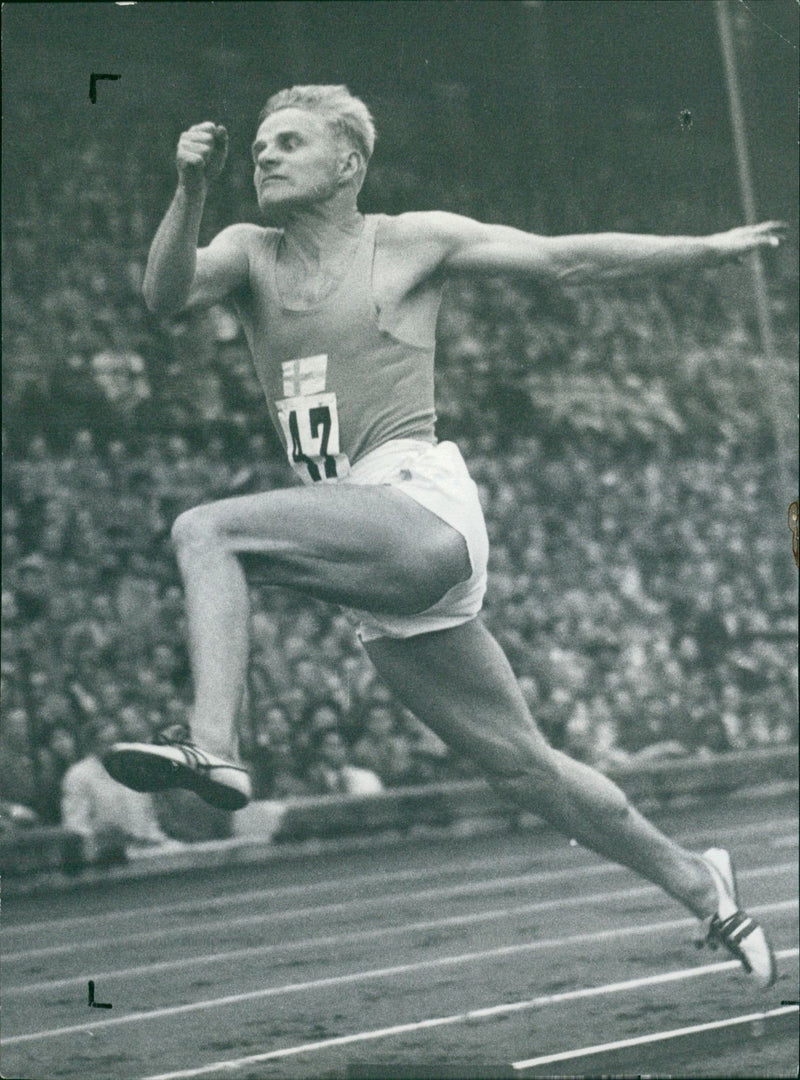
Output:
top-left (231, 214), bottom-right (445, 479)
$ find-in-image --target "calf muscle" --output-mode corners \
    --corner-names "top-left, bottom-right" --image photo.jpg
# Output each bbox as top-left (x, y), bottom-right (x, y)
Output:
top-left (366, 620), bottom-right (713, 915)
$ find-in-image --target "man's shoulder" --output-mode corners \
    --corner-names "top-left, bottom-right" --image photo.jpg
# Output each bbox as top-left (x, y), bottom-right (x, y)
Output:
top-left (63, 755), bottom-right (100, 784)
top-left (210, 222), bottom-right (276, 251)
top-left (377, 211), bottom-right (481, 247)
top-left (375, 212), bottom-right (491, 281)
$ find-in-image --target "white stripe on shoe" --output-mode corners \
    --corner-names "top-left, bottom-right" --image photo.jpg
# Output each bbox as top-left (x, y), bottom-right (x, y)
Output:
top-left (103, 741), bottom-right (252, 810)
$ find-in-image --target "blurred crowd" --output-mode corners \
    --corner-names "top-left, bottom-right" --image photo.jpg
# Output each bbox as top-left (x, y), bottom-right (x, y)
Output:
top-left (2, 101), bottom-right (797, 845)
top-left (2, 424), bottom-right (795, 837)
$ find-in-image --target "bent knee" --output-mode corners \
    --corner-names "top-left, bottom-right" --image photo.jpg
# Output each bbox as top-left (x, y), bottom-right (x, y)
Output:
top-left (171, 505), bottom-right (223, 552)
top-left (436, 527), bottom-right (472, 588)
top-left (402, 528), bottom-right (471, 613)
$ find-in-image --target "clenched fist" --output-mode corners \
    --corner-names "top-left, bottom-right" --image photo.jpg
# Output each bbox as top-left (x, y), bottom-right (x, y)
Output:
top-left (177, 122), bottom-right (229, 192)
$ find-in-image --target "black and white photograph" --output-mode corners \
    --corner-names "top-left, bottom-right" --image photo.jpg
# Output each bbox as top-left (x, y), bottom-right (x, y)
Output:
top-left (2, 2), bottom-right (798, 1077)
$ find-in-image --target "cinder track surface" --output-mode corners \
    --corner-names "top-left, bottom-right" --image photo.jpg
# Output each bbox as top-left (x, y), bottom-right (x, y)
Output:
top-left (3, 792), bottom-right (797, 1079)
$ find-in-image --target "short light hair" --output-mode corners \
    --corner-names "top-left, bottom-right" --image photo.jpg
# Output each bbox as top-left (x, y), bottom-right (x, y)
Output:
top-left (258, 85), bottom-right (376, 170)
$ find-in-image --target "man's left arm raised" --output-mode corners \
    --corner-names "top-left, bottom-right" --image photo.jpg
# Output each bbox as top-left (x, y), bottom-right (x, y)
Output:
top-left (424, 212), bottom-right (785, 284)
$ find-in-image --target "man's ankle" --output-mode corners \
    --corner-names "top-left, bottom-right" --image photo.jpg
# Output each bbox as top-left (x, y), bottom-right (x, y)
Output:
top-left (691, 857), bottom-right (719, 920)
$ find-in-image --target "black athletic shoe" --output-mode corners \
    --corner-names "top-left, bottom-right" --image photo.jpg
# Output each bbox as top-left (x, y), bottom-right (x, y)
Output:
top-left (103, 725), bottom-right (252, 811)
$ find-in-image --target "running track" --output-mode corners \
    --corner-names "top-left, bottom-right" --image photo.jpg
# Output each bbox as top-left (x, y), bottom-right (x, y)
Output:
top-left (3, 790), bottom-right (798, 1079)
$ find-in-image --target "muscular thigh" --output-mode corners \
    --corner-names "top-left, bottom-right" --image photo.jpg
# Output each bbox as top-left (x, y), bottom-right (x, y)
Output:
top-left (192, 484), bottom-right (470, 614)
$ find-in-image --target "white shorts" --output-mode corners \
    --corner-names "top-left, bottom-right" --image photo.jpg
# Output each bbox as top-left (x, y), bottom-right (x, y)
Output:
top-left (342, 439), bottom-right (489, 642)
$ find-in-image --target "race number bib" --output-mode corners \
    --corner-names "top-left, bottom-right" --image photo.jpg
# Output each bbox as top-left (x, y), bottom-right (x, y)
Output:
top-left (275, 355), bottom-right (350, 483)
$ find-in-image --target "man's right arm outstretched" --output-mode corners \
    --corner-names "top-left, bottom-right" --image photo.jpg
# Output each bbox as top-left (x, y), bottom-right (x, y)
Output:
top-left (143, 121), bottom-right (252, 316)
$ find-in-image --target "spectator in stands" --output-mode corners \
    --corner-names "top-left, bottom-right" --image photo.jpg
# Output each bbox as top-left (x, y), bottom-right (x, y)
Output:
top-left (269, 742), bottom-right (311, 798)
top-left (292, 657), bottom-right (342, 711)
top-left (37, 686), bottom-right (76, 731)
top-left (37, 725), bottom-right (80, 824)
top-left (61, 719), bottom-right (171, 862)
top-left (13, 435), bottom-right (61, 510)
top-left (53, 435), bottom-right (107, 524)
top-left (47, 354), bottom-right (111, 441)
top-left (305, 728), bottom-right (383, 796)
top-left (352, 703), bottom-right (414, 787)
top-left (2, 513), bottom-right (21, 564)
top-left (152, 435), bottom-right (206, 518)
top-left (246, 704), bottom-right (294, 795)
top-left (250, 723), bottom-right (310, 799)
top-left (293, 698), bottom-right (344, 775)
top-left (0, 707), bottom-right (40, 816)
top-left (277, 686), bottom-right (309, 730)
top-left (305, 700), bottom-right (343, 738)
top-left (151, 642), bottom-right (187, 687)
top-left (118, 702), bottom-right (153, 742)
top-left (91, 349), bottom-right (152, 424)
top-left (14, 553), bottom-right (51, 624)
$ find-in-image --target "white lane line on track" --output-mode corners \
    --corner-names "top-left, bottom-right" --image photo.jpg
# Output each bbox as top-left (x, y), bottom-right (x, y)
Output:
top-left (4, 902), bottom-right (796, 1046)
top-left (2, 863), bottom-right (621, 961)
top-left (7, 864), bottom-right (797, 994)
top-left (8, 884), bottom-right (659, 992)
top-left (6, 857), bottom-right (797, 965)
top-left (511, 1003), bottom-right (800, 1070)
top-left (3, 852), bottom-right (539, 937)
top-left (124, 948), bottom-right (797, 1080)
top-left (771, 834), bottom-right (798, 848)
top-left (5, 816), bottom-right (796, 938)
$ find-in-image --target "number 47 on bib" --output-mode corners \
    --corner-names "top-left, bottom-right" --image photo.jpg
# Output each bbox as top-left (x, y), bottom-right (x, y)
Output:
top-left (276, 391), bottom-right (350, 482)
top-left (275, 354), bottom-right (351, 483)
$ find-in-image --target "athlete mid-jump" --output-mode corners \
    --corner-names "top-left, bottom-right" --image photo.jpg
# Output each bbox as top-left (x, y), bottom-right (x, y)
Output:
top-left (105, 85), bottom-right (785, 987)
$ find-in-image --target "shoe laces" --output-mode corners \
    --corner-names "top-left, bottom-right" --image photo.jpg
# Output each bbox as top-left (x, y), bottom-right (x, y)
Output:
top-left (694, 911), bottom-right (754, 973)
top-left (694, 913), bottom-right (724, 952)
top-left (154, 723), bottom-right (194, 747)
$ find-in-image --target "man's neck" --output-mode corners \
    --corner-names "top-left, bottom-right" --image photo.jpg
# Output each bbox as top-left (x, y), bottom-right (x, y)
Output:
top-left (278, 198), bottom-right (364, 266)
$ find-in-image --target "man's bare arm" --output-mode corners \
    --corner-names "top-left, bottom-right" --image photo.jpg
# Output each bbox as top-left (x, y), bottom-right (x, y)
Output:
top-left (419, 212), bottom-right (785, 284)
top-left (143, 122), bottom-right (251, 315)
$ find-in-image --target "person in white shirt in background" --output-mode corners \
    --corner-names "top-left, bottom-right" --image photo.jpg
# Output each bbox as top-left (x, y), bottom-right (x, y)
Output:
top-left (61, 719), bottom-right (177, 862)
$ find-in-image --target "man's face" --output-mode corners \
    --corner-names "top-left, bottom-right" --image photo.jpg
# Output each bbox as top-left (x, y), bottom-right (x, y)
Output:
top-left (252, 109), bottom-right (346, 222)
